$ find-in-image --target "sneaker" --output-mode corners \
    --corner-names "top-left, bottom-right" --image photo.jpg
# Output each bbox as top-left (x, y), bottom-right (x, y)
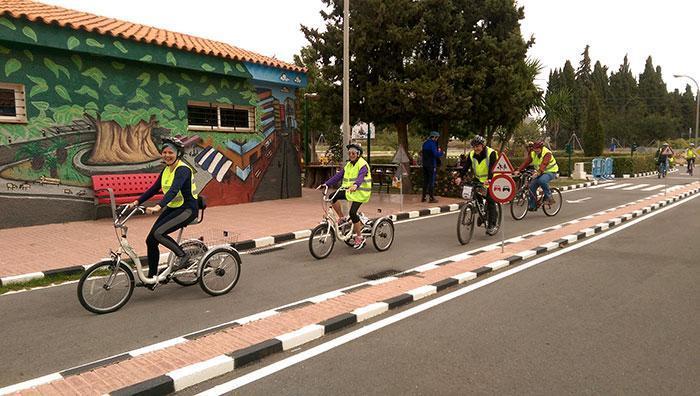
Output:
top-left (429, 197), bottom-right (438, 203)
top-left (353, 236), bottom-right (366, 250)
top-left (173, 255), bottom-right (191, 271)
top-left (145, 283), bottom-right (158, 291)
top-left (486, 226), bottom-right (497, 235)
top-left (528, 207), bottom-right (538, 212)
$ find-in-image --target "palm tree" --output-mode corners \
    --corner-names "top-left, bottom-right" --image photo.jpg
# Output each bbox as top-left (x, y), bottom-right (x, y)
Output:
top-left (539, 88), bottom-right (572, 149)
top-left (48, 138), bottom-right (69, 164)
top-left (15, 142), bottom-right (48, 170)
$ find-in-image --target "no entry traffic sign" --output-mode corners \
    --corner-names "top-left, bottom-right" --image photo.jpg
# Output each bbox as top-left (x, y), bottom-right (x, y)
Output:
top-left (489, 174), bottom-right (516, 203)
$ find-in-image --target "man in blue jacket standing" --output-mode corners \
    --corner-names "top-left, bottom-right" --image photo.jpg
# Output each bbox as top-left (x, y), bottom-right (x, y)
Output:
top-left (421, 131), bottom-right (443, 203)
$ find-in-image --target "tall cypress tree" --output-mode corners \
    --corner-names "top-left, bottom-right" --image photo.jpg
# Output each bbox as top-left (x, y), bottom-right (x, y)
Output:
top-left (573, 45), bottom-right (593, 136)
top-left (608, 55), bottom-right (642, 145)
top-left (583, 90), bottom-right (604, 156)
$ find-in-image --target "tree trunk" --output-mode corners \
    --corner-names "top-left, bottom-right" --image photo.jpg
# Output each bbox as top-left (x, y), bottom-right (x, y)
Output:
top-left (87, 115), bottom-right (161, 165)
top-left (396, 120), bottom-right (410, 161)
top-left (56, 148), bottom-right (68, 164)
top-left (438, 120), bottom-right (450, 169)
top-left (49, 166), bottom-right (58, 178)
top-left (31, 156), bottom-right (44, 170)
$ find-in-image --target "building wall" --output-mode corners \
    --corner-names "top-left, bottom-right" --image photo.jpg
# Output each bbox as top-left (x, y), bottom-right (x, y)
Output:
top-left (0, 19), bottom-right (304, 228)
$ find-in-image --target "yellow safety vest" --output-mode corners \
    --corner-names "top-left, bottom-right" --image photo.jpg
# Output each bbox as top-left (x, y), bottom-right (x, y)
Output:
top-left (161, 160), bottom-right (198, 208)
top-left (342, 157), bottom-right (372, 203)
top-left (531, 146), bottom-right (559, 173)
top-left (686, 148), bottom-right (697, 159)
top-left (469, 147), bottom-right (496, 183)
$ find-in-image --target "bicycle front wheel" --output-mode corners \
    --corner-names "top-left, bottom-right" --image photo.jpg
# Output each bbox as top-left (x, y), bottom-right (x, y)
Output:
top-left (457, 204), bottom-right (475, 245)
top-left (543, 188), bottom-right (563, 216)
top-left (309, 223), bottom-right (336, 259)
top-left (510, 189), bottom-right (529, 220)
top-left (199, 247), bottom-right (241, 296)
top-left (77, 260), bottom-right (134, 314)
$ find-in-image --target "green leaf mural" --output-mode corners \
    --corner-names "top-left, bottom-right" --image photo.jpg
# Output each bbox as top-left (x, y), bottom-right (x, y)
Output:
top-left (28, 75), bottom-right (49, 97)
top-left (201, 63), bottom-right (215, 72)
top-left (86, 38), bottom-right (104, 48)
top-left (158, 73), bottom-right (172, 86)
top-left (175, 83), bottom-right (191, 96)
top-left (111, 61), bottom-right (125, 70)
top-left (23, 49), bottom-right (33, 61)
top-left (102, 104), bottom-right (129, 128)
top-left (127, 88), bottom-right (150, 105)
top-left (235, 63), bottom-right (246, 73)
top-left (137, 72), bottom-right (151, 87)
top-left (216, 97), bottom-right (232, 104)
top-left (223, 62), bottom-right (232, 74)
top-left (71, 54), bottom-right (83, 70)
top-left (0, 17), bottom-right (16, 31)
top-left (75, 85), bottom-right (99, 100)
top-left (0, 45), bottom-right (9, 55)
top-left (166, 52), bottom-right (177, 66)
top-left (82, 67), bottom-right (106, 87)
top-left (159, 92), bottom-right (175, 111)
top-left (32, 101), bottom-right (50, 112)
top-left (202, 84), bottom-right (218, 96)
top-left (220, 79), bottom-right (230, 89)
top-left (180, 73), bottom-right (192, 81)
top-left (139, 54), bottom-right (153, 62)
top-left (52, 105), bottom-right (83, 125)
top-left (44, 58), bottom-right (70, 79)
top-left (85, 102), bottom-right (99, 111)
top-left (109, 85), bottom-right (123, 96)
top-left (54, 85), bottom-right (72, 102)
top-left (178, 110), bottom-right (186, 119)
top-left (113, 41), bottom-right (128, 54)
top-left (22, 26), bottom-right (37, 42)
top-left (67, 36), bottom-right (80, 50)
top-left (5, 58), bottom-right (21, 77)
top-left (199, 75), bottom-right (207, 83)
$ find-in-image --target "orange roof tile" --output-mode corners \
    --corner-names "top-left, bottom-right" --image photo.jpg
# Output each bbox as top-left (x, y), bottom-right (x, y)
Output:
top-left (0, 0), bottom-right (305, 73)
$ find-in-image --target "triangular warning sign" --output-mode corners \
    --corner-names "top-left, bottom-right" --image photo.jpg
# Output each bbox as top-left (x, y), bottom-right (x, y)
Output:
top-left (661, 146), bottom-right (673, 156)
top-left (492, 152), bottom-right (514, 174)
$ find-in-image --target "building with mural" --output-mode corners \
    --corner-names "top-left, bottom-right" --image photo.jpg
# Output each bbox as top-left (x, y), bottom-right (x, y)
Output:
top-left (0, 0), bottom-right (306, 228)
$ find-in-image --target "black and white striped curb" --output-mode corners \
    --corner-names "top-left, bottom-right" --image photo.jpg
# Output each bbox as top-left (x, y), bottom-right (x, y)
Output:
top-left (622, 167), bottom-right (679, 178)
top-left (0, 181), bottom-right (603, 288)
top-left (6, 184), bottom-right (694, 396)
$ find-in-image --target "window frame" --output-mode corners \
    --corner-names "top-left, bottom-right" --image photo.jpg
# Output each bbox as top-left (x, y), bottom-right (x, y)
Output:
top-left (0, 82), bottom-right (27, 124)
top-left (187, 100), bottom-right (255, 133)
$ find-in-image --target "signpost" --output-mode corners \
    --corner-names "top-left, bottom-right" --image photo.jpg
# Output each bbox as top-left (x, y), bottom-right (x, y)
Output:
top-left (489, 152), bottom-right (516, 252)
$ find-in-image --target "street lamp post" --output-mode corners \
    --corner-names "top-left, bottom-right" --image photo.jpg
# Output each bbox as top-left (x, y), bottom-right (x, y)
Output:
top-left (342, 0), bottom-right (350, 162)
top-left (303, 92), bottom-right (318, 164)
top-left (674, 74), bottom-right (700, 144)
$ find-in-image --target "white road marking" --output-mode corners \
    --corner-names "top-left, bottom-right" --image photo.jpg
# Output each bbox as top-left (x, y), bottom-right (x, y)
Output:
top-left (196, 189), bottom-right (699, 395)
top-left (641, 185), bottom-right (665, 191)
top-left (604, 183), bottom-right (633, 190)
top-left (566, 197), bottom-right (591, 204)
top-left (622, 184), bottom-right (649, 190)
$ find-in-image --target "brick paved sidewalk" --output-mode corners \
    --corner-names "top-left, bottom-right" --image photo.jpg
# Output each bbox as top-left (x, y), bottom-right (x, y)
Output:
top-left (6, 182), bottom-right (697, 396)
top-left (0, 189), bottom-right (461, 279)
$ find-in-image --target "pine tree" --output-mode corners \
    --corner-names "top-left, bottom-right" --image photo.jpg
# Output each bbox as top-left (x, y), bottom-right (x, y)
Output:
top-left (583, 90), bottom-right (604, 156)
top-left (608, 55), bottom-right (642, 145)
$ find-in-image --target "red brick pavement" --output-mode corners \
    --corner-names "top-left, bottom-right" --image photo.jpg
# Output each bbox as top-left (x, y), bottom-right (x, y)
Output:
top-left (0, 189), bottom-right (460, 278)
top-left (15, 183), bottom-right (696, 395)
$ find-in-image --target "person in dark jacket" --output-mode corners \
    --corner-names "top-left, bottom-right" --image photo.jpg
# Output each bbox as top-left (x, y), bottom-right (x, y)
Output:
top-left (421, 131), bottom-right (443, 202)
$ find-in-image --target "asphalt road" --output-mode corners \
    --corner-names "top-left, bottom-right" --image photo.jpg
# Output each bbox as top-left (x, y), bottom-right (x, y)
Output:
top-left (0, 173), bottom-right (695, 387)
top-left (186, 173), bottom-right (700, 395)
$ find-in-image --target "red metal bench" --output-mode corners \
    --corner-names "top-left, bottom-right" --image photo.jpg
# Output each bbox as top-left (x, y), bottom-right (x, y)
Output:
top-left (91, 173), bottom-right (163, 205)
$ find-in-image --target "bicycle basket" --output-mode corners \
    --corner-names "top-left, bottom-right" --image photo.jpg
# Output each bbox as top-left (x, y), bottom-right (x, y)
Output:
top-left (187, 229), bottom-right (239, 246)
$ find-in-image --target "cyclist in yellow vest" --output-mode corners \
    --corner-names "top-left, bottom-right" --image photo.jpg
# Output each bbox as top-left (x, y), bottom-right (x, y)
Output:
top-left (515, 140), bottom-right (558, 210)
top-left (454, 135), bottom-right (499, 234)
top-left (319, 143), bottom-right (373, 249)
top-left (686, 143), bottom-right (696, 174)
top-left (128, 137), bottom-right (199, 287)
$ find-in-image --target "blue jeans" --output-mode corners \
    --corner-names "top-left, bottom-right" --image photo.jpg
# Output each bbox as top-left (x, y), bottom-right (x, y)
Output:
top-left (528, 172), bottom-right (557, 209)
top-left (658, 159), bottom-right (668, 175)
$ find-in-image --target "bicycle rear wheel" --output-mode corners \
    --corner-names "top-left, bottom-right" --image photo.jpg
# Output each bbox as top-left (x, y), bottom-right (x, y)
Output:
top-left (510, 189), bottom-right (529, 220)
top-left (172, 239), bottom-right (208, 286)
top-left (457, 204), bottom-right (475, 245)
top-left (372, 218), bottom-right (395, 251)
top-left (309, 223), bottom-right (336, 259)
top-left (199, 247), bottom-right (241, 296)
top-left (78, 260), bottom-right (134, 314)
top-left (543, 188), bottom-right (563, 216)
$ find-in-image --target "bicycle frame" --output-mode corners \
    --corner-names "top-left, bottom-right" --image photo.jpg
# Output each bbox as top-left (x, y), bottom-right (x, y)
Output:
top-left (104, 188), bottom-right (186, 286)
top-left (319, 186), bottom-right (358, 242)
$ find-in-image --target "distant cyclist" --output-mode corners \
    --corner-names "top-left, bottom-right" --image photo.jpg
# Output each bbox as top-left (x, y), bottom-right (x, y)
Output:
top-left (318, 143), bottom-right (373, 249)
top-left (515, 140), bottom-right (558, 211)
top-left (686, 143), bottom-right (696, 174)
top-left (127, 137), bottom-right (198, 288)
top-left (656, 143), bottom-right (674, 178)
top-left (454, 135), bottom-right (499, 234)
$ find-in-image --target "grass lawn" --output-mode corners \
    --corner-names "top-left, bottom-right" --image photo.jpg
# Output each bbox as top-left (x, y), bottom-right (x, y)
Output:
top-left (0, 272), bottom-right (82, 295)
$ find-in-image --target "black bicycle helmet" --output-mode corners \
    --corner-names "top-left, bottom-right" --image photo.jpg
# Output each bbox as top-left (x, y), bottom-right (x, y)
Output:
top-left (470, 135), bottom-right (486, 147)
top-left (347, 143), bottom-right (363, 156)
top-left (161, 136), bottom-right (186, 158)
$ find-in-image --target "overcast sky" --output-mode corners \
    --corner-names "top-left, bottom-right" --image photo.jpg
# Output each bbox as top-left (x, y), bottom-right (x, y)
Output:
top-left (41, 0), bottom-right (700, 94)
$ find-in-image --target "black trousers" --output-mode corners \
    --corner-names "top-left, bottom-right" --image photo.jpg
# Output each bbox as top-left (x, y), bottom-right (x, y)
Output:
top-left (146, 206), bottom-right (197, 277)
top-left (422, 166), bottom-right (436, 198)
top-left (331, 190), bottom-right (363, 223)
